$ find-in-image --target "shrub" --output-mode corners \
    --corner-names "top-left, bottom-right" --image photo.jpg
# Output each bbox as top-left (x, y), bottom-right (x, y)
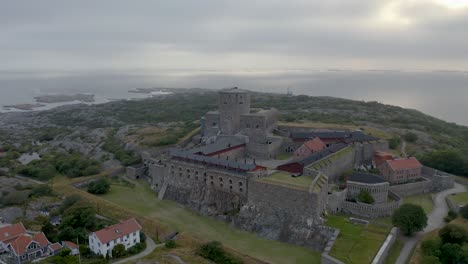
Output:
top-left (439, 224), bottom-right (468, 245)
top-left (30, 185), bottom-right (54, 197)
top-left (421, 238), bottom-right (442, 256)
top-left (112, 244), bottom-right (126, 258)
top-left (60, 247), bottom-right (72, 257)
top-left (420, 255), bottom-right (441, 264)
top-left (197, 241), bottom-right (243, 264)
top-left (358, 190), bottom-right (375, 204)
top-left (439, 243), bottom-right (465, 264)
top-left (392, 204), bottom-right (427, 236)
top-left (127, 242), bottom-right (146, 255)
top-left (165, 240), bottom-right (176, 249)
top-left (88, 178), bottom-right (111, 195)
top-left (460, 205), bottom-right (468, 220)
top-left (389, 137), bottom-right (401, 149)
top-left (403, 132), bottom-right (418, 143)
top-left (444, 210), bottom-right (458, 223)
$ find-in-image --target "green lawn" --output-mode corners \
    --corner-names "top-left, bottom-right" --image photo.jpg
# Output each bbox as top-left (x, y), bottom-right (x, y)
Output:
top-left (276, 153), bottom-right (293, 160)
top-left (326, 215), bottom-right (391, 264)
top-left (450, 191), bottom-right (468, 206)
top-left (403, 194), bottom-right (434, 214)
top-left (100, 181), bottom-right (321, 264)
top-left (260, 171), bottom-right (312, 189)
top-left (384, 239), bottom-right (403, 264)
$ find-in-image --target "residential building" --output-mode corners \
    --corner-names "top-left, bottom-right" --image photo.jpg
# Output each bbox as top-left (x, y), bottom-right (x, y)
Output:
top-left (0, 223), bottom-right (27, 253)
top-left (48, 243), bottom-right (63, 256)
top-left (62, 241), bottom-right (80, 255)
top-left (88, 218), bottom-right (142, 257)
top-left (293, 137), bottom-right (326, 160)
top-left (379, 157), bottom-right (423, 184)
top-left (6, 232), bottom-right (50, 263)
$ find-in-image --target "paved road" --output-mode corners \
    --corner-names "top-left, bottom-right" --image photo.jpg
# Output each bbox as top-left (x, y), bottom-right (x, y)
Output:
top-left (395, 182), bottom-right (466, 264)
top-left (112, 237), bottom-right (163, 264)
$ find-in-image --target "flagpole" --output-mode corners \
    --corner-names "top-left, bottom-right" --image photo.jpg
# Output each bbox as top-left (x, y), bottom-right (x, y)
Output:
top-left (77, 237), bottom-right (81, 264)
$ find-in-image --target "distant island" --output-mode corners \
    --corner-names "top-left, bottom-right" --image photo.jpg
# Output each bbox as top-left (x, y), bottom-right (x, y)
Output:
top-left (34, 93), bottom-right (95, 103)
top-left (3, 103), bottom-right (46, 111)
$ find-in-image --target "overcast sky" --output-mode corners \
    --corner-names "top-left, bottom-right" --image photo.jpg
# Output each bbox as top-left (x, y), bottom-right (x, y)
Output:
top-left (2, 0), bottom-right (468, 74)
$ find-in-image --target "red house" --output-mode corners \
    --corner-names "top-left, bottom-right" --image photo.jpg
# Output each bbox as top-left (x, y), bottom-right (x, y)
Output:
top-left (379, 157), bottom-right (423, 184)
top-left (293, 138), bottom-right (326, 160)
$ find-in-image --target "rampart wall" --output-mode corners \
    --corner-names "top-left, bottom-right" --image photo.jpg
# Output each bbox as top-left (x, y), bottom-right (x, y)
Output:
top-left (304, 146), bottom-right (355, 182)
top-left (389, 178), bottom-right (432, 198)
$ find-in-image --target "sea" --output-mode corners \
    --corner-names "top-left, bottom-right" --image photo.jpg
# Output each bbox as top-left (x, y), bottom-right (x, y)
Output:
top-left (0, 70), bottom-right (467, 126)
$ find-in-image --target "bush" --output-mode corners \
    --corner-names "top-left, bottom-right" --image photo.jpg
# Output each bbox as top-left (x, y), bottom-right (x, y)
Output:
top-left (358, 190), bottom-right (375, 204)
top-left (403, 132), bottom-right (418, 143)
top-left (127, 242), bottom-right (146, 255)
top-left (421, 238), bottom-right (442, 256)
top-left (88, 178), bottom-right (111, 195)
top-left (439, 243), bottom-right (465, 264)
top-left (112, 244), bottom-right (126, 258)
top-left (460, 205), bottom-right (468, 220)
top-left (439, 224), bottom-right (468, 245)
top-left (420, 255), bottom-right (442, 264)
top-left (197, 241), bottom-right (243, 264)
top-left (420, 149), bottom-right (468, 176)
top-left (30, 185), bottom-right (54, 197)
top-left (165, 240), bottom-right (176, 249)
top-left (444, 210), bottom-right (458, 223)
top-left (389, 137), bottom-right (401, 149)
top-left (392, 204), bottom-right (427, 236)
top-left (60, 247), bottom-right (72, 257)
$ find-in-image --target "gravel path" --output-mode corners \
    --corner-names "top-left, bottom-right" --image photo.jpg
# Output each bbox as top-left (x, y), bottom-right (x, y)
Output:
top-left (395, 182), bottom-right (466, 264)
top-left (112, 237), bottom-right (163, 264)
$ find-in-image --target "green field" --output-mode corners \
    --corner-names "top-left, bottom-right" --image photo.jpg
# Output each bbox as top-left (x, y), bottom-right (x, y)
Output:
top-left (260, 171), bottom-right (312, 189)
top-left (100, 180), bottom-right (321, 264)
top-left (403, 194), bottom-right (434, 214)
top-left (384, 239), bottom-right (403, 264)
top-left (326, 215), bottom-right (391, 264)
top-left (450, 192), bottom-right (468, 206)
top-left (276, 153), bottom-right (293, 160)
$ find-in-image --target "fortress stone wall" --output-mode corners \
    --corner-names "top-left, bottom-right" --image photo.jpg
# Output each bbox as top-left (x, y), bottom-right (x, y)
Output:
top-left (389, 178), bottom-right (432, 198)
top-left (304, 146), bottom-right (355, 181)
top-left (422, 166), bottom-right (455, 191)
top-left (235, 174), bottom-right (331, 251)
top-left (341, 191), bottom-right (401, 219)
top-left (346, 181), bottom-right (389, 204)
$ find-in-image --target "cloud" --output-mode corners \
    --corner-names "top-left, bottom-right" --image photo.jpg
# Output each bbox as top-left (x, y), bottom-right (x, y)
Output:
top-left (1, 0), bottom-right (468, 73)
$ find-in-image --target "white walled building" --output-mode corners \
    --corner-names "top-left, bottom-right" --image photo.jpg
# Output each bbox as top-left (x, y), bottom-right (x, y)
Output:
top-left (88, 218), bottom-right (142, 257)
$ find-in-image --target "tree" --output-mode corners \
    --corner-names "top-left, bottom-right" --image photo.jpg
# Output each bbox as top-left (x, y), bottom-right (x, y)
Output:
top-left (392, 204), bottom-right (427, 236)
top-left (421, 238), bottom-right (442, 256)
top-left (358, 190), bottom-right (375, 204)
top-left (420, 149), bottom-right (468, 176)
top-left (439, 224), bottom-right (468, 245)
top-left (439, 243), bottom-right (464, 264)
top-left (389, 137), bottom-right (401, 150)
top-left (42, 221), bottom-right (58, 242)
top-left (403, 132), bottom-right (418, 143)
top-left (165, 240), bottom-right (176, 249)
top-left (420, 255), bottom-right (441, 264)
top-left (60, 247), bottom-right (72, 257)
top-left (87, 178), bottom-right (111, 195)
top-left (112, 244), bottom-right (126, 258)
top-left (460, 205), bottom-right (468, 220)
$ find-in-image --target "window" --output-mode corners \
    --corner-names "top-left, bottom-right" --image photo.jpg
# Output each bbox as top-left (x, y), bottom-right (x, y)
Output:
top-left (240, 187), bottom-right (243, 192)
top-left (229, 179), bottom-right (232, 184)
top-left (239, 182), bottom-right (243, 186)
top-left (219, 177), bottom-right (223, 182)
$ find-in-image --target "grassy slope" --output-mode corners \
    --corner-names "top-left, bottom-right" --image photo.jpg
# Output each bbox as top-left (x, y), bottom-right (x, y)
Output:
top-left (403, 194), bottom-right (434, 214)
top-left (101, 181), bottom-right (321, 264)
top-left (325, 215), bottom-right (391, 264)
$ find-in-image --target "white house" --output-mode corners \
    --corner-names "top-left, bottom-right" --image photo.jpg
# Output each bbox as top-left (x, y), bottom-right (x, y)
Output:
top-left (88, 218), bottom-right (142, 257)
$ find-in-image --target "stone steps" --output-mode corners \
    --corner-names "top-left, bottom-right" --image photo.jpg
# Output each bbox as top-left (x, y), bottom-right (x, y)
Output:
top-left (158, 182), bottom-right (169, 200)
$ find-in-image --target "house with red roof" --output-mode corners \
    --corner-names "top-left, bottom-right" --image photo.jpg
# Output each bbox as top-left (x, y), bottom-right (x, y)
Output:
top-left (293, 137), bottom-right (326, 160)
top-left (88, 218), bottom-right (142, 257)
top-left (378, 157), bottom-right (423, 184)
top-left (62, 240), bottom-right (80, 255)
top-left (0, 223), bottom-right (27, 253)
top-left (5, 232), bottom-right (51, 263)
top-left (48, 242), bottom-right (63, 256)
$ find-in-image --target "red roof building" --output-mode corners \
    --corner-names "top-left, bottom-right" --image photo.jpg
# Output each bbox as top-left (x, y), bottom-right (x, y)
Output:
top-left (88, 218), bottom-right (142, 257)
top-left (373, 151), bottom-right (394, 167)
top-left (293, 138), bottom-right (326, 160)
top-left (0, 223), bottom-right (27, 244)
top-left (379, 157), bottom-right (423, 184)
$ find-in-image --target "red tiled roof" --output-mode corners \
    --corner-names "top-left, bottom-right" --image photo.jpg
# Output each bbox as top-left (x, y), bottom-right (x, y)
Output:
top-left (49, 242), bottom-right (63, 251)
top-left (386, 157), bottom-right (422, 171)
top-left (0, 223), bottom-right (27, 243)
top-left (33, 232), bottom-right (50, 247)
top-left (62, 241), bottom-right (78, 249)
top-left (303, 138), bottom-right (326, 153)
top-left (9, 234), bottom-right (34, 255)
top-left (93, 218), bottom-right (141, 244)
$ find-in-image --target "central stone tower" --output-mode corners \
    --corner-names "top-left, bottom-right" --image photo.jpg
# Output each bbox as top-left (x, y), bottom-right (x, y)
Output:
top-left (218, 87), bottom-right (251, 135)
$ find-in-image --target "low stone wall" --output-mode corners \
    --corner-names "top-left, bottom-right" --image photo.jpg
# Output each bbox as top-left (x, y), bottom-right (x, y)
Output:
top-left (422, 166), bottom-right (455, 191)
top-left (342, 198), bottom-right (401, 219)
top-left (321, 228), bottom-right (345, 264)
top-left (371, 227), bottom-right (398, 264)
top-left (446, 196), bottom-right (461, 213)
top-left (389, 178), bottom-right (432, 198)
top-left (306, 146), bottom-right (355, 182)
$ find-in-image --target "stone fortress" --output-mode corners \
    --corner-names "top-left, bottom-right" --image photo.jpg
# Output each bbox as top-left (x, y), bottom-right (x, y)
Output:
top-left (127, 87), bottom-right (455, 252)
